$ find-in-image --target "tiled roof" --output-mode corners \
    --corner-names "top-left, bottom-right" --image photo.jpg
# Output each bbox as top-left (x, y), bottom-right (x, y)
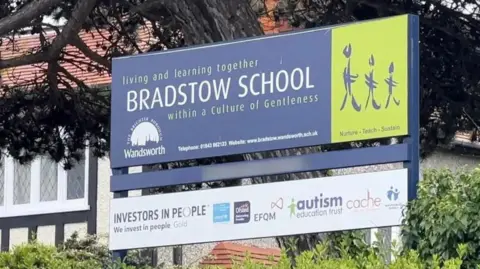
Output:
top-left (0, 25), bottom-right (155, 87)
top-left (456, 131), bottom-right (474, 141)
top-left (259, 0), bottom-right (292, 34)
top-left (199, 242), bottom-right (281, 268)
top-left (1, 30), bottom-right (110, 87)
top-left (0, 0), bottom-right (286, 88)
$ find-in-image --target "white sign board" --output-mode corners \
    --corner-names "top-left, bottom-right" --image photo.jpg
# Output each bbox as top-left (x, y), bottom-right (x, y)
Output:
top-left (109, 169), bottom-right (408, 250)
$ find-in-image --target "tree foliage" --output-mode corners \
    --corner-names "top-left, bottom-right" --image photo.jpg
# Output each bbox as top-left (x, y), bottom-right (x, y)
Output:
top-left (402, 167), bottom-right (480, 269)
top-left (0, 0), bottom-right (261, 166)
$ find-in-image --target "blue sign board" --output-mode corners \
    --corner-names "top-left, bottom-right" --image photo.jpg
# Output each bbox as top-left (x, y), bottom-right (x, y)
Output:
top-left (111, 31), bottom-right (330, 168)
top-left (110, 15), bottom-right (411, 168)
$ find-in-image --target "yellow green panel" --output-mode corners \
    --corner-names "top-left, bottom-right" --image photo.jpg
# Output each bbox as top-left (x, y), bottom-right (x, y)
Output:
top-left (331, 15), bottom-right (409, 143)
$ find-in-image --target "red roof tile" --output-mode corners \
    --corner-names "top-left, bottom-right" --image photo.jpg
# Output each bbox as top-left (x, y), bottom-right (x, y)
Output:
top-left (0, 0), bottom-right (287, 88)
top-left (199, 242), bottom-right (281, 268)
top-left (2, 31), bottom-right (109, 87)
top-left (258, 0), bottom-right (294, 34)
top-left (0, 24), bottom-right (154, 88)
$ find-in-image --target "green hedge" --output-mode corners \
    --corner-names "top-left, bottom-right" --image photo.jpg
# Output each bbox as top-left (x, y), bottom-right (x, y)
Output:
top-left (0, 238), bottom-right (466, 269)
top-left (0, 232), bottom-right (159, 269)
top-left (228, 243), bottom-right (467, 269)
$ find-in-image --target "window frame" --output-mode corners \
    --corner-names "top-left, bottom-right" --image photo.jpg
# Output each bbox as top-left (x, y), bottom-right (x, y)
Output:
top-left (0, 148), bottom-right (90, 218)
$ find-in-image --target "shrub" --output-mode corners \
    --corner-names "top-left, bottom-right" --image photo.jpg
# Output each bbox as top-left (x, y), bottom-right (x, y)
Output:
top-left (0, 241), bottom-right (101, 269)
top-left (0, 238), bottom-right (466, 269)
top-left (207, 241), bottom-right (466, 269)
top-left (402, 167), bottom-right (480, 268)
top-left (59, 232), bottom-right (160, 269)
top-left (0, 233), bottom-right (159, 269)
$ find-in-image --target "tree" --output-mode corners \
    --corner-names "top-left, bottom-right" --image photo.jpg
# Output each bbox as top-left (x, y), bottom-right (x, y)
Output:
top-left (1, 0), bottom-right (480, 263)
top-left (276, 0), bottom-right (480, 153)
top-left (0, 0), bottom-right (263, 166)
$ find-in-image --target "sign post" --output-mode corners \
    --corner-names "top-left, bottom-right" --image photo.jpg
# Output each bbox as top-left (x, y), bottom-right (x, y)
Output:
top-left (110, 14), bottom-right (420, 255)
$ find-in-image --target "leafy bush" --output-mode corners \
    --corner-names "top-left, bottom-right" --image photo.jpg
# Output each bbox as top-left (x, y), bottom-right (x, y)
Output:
top-left (0, 237), bottom-right (466, 269)
top-left (0, 242), bottom-right (101, 269)
top-left (402, 167), bottom-right (480, 268)
top-left (0, 233), bottom-right (160, 269)
top-left (59, 232), bottom-right (159, 269)
top-left (202, 241), bottom-right (466, 269)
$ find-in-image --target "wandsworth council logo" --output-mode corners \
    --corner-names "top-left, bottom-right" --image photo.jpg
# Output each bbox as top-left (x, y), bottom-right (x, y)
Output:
top-left (124, 117), bottom-right (166, 159)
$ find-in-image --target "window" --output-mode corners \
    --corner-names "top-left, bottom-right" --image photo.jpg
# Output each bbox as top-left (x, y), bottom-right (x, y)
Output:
top-left (67, 157), bottom-right (85, 200)
top-left (13, 161), bottom-right (31, 205)
top-left (40, 157), bottom-right (58, 202)
top-left (0, 149), bottom-right (90, 218)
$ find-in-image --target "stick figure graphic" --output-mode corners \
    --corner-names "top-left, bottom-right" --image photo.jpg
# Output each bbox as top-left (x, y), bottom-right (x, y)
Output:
top-left (288, 198), bottom-right (296, 217)
top-left (340, 44), bottom-right (361, 112)
top-left (387, 186), bottom-right (400, 201)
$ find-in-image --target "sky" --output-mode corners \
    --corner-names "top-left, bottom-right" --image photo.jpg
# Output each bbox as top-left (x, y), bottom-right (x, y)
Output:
top-left (42, 15), bottom-right (66, 26)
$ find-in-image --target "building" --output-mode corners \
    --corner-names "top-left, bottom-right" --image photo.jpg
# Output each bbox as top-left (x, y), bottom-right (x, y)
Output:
top-left (1, 2), bottom-right (480, 267)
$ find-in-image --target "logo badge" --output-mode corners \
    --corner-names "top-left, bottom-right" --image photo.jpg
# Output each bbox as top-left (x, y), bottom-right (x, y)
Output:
top-left (271, 198), bottom-right (284, 210)
top-left (124, 117), bottom-right (166, 159)
top-left (385, 186), bottom-right (403, 210)
top-left (288, 198), bottom-right (296, 218)
top-left (234, 201), bottom-right (251, 224)
top-left (128, 117), bottom-right (162, 146)
top-left (213, 203), bottom-right (230, 223)
top-left (287, 194), bottom-right (343, 218)
top-left (386, 186), bottom-right (400, 201)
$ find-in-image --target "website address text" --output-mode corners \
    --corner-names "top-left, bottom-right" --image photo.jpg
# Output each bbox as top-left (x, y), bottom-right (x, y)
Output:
top-left (177, 131), bottom-right (318, 153)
